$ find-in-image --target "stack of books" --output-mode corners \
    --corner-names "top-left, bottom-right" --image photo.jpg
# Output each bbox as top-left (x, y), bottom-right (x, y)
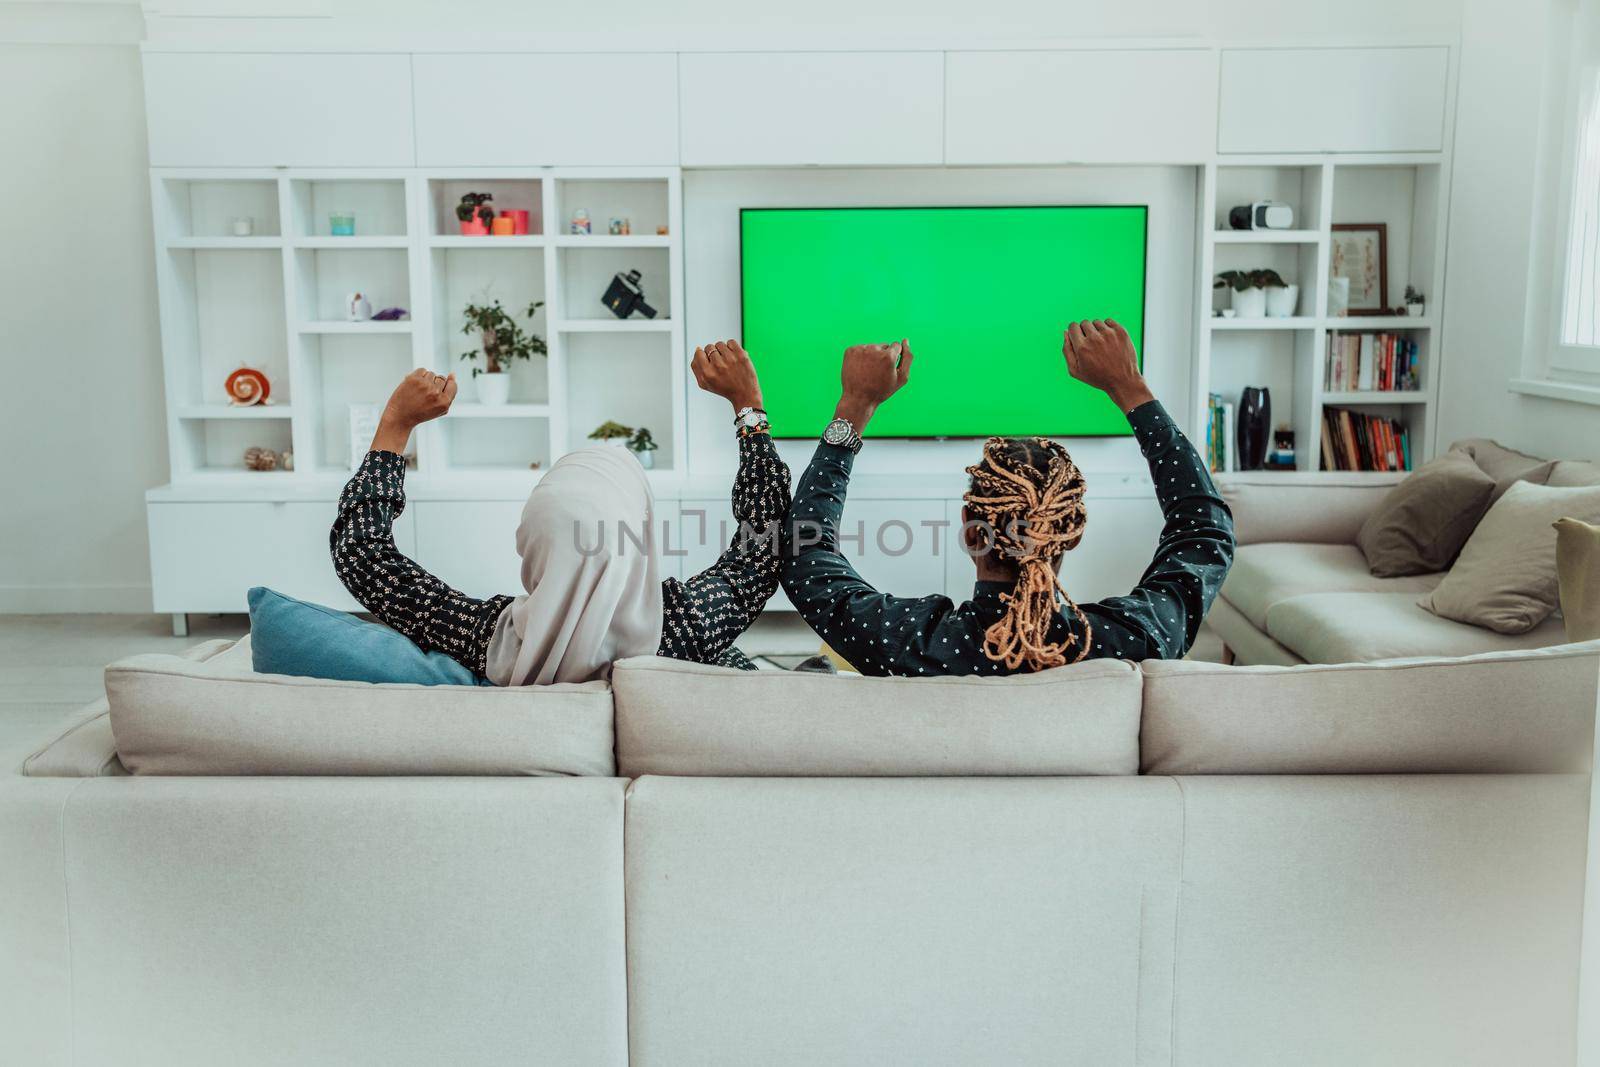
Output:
top-left (1320, 406), bottom-right (1412, 471)
top-left (1325, 332), bottom-right (1421, 392)
top-left (1205, 393), bottom-right (1235, 473)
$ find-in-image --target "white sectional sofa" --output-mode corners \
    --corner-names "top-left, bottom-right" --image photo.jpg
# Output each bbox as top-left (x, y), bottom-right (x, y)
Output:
top-left (1213, 459), bottom-right (1600, 664)
top-left (3, 638), bottom-right (1598, 1066)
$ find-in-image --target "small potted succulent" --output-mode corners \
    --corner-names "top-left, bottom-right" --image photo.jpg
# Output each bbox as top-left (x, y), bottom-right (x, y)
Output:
top-left (1403, 285), bottom-right (1426, 319)
top-left (459, 299), bottom-right (547, 406)
top-left (588, 420), bottom-right (635, 450)
top-left (628, 426), bottom-right (659, 469)
top-left (1215, 268), bottom-right (1294, 319)
top-left (456, 192), bottom-right (496, 236)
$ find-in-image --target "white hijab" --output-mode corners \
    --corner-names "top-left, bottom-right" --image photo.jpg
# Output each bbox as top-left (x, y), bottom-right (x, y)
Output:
top-left (483, 446), bottom-right (663, 686)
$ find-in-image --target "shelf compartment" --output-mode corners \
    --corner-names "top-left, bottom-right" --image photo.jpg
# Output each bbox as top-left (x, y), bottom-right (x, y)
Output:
top-left (294, 236), bottom-right (410, 249)
top-left (160, 177), bottom-right (281, 239)
top-left (175, 415), bottom-right (294, 476)
top-left (553, 178), bottom-right (669, 239)
top-left (564, 331), bottom-right (675, 469)
top-left (288, 178), bottom-right (408, 238)
top-left (1329, 162), bottom-right (1442, 314)
top-left (298, 332), bottom-right (414, 474)
top-left (167, 248), bottom-right (290, 408)
top-left (552, 234), bottom-right (671, 248)
top-left (1208, 329), bottom-right (1320, 473)
top-left (441, 416), bottom-right (552, 473)
top-left (429, 246), bottom-right (549, 405)
top-left (167, 237), bottom-right (284, 250)
top-left (427, 235), bottom-right (547, 249)
top-left (558, 245), bottom-right (671, 322)
top-left (290, 247), bottom-right (412, 327)
top-left (1212, 165), bottom-right (1323, 235)
top-left (426, 178), bottom-right (543, 238)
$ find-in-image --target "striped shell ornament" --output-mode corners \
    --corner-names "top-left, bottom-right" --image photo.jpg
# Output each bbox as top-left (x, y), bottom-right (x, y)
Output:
top-left (225, 367), bottom-right (271, 406)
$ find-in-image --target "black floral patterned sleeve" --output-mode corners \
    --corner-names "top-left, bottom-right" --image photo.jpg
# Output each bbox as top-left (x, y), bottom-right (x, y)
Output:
top-left (331, 433), bottom-right (792, 681)
top-left (659, 430), bottom-right (792, 665)
top-left (331, 451), bottom-right (512, 677)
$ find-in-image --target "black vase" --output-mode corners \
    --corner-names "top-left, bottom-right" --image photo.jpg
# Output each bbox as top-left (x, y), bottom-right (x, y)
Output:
top-left (1236, 387), bottom-right (1271, 471)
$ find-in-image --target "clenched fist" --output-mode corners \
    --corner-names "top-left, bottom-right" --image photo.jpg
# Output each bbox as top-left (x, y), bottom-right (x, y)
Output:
top-left (836, 340), bottom-right (913, 430)
top-left (692, 339), bottom-right (764, 412)
top-left (373, 368), bottom-right (457, 454)
top-left (1063, 320), bottom-right (1152, 412)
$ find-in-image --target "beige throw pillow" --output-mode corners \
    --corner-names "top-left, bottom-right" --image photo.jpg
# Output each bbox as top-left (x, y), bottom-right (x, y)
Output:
top-left (1556, 517), bottom-right (1600, 642)
top-left (1449, 438), bottom-right (1556, 501)
top-left (1420, 481), bottom-right (1600, 634)
top-left (1356, 451), bottom-right (1495, 577)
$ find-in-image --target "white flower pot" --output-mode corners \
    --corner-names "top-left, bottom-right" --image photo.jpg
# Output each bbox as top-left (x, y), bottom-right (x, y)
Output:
top-left (476, 372), bottom-right (511, 406)
top-left (633, 448), bottom-right (655, 470)
top-left (1264, 284), bottom-right (1300, 318)
top-left (1231, 287), bottom-right (1267, 318)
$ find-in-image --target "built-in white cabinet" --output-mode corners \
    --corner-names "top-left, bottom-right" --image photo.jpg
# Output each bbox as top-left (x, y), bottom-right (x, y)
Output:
top-left (679, 52), bottom-right (944, 166)
top-left (412, 501), bottom-right (528, 602)
top-left (142, 53), bottom-right (415, 167)
top-left (945, 50), bottom-right (1218, 165)
top-left (1217, 47), bottom-right (1449, 154)
top-left (148, 501), bottom-right (415, 613)
top-left (412, 54), bottom-right (680, 166)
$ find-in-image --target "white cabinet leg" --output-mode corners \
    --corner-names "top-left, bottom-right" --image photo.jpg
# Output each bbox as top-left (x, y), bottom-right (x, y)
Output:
top-left (171, 613), bottom-right (189, 638)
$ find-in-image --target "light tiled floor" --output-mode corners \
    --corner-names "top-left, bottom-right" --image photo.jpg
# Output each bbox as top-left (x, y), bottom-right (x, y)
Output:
top-left (0, 612), bottom-right (1223, 760)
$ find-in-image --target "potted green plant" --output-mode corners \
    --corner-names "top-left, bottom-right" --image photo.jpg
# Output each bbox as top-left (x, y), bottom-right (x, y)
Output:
top-left (1215, 268), bottom-right (1290, 319)
top-left (459, 299), bottom-right (547, 406)
top-left (456, 192), bottom-right (496, 236)
top-left (588, 420), bottom-right (635, 453)
top-left (628, 426), bottom-right (659, 469)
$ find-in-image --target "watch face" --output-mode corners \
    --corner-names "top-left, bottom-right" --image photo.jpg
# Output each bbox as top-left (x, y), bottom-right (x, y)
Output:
top-left (823, 419), bottom-right (851, 445)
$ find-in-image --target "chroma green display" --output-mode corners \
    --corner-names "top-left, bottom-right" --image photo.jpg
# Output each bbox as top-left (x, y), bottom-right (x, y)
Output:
top-left (740, 205), bottom-right (1148, 438)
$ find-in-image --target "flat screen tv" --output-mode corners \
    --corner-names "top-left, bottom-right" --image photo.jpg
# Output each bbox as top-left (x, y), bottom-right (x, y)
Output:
top-left (740, 205), bottom-right (1148, 438)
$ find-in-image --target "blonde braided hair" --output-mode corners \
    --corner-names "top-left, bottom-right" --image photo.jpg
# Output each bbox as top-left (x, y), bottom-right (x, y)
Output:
top-left (963, 437), bottom-right (1091, 671)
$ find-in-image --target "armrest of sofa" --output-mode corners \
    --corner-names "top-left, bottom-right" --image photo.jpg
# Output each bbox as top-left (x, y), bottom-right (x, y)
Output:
top-left (21, 700), bottom-right (125, 778)
top-left (1216, 472), bottom-right (1405, 546)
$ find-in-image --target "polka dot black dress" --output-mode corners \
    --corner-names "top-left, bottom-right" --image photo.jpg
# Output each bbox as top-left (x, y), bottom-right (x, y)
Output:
top-left (779, 401), bottom-right (1236, 677)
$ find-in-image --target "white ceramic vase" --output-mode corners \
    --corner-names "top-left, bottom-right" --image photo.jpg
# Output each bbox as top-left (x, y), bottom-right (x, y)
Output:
top-left (1232, 286), bottom-right (1267, 318)
top-left (1264, 284), bottom-right (1300, 318)
top-left (633, 448), bottom-right (655, 470)
top-left (476, 371), bottom-right (511, 406)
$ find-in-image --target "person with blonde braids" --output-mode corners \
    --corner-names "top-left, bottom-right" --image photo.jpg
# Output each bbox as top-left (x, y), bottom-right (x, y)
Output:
top-left (779, 320), bottom-right (1235, 676)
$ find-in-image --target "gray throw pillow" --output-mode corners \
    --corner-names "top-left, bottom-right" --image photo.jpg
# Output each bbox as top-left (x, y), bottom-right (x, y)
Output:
top-left (1356, 451), bottom-right (1496, 577)
top-left (1420, 481), bottom-right (1600, 634)
top-left (1449, 438), bottom-right (1555, 501)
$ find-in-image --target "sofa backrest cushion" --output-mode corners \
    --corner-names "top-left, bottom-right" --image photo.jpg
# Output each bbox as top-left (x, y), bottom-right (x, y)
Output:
top-left (1140, 642), bottom-right (1599, 775)
top-left (1550, 460), bottom-right (1600, 487)
top-left (612, 656), bottom-right (1142, 777)
top-left (106, 637), bottom-right (615, 776)
top-left (1449, 437), bottom-right (1555, 500)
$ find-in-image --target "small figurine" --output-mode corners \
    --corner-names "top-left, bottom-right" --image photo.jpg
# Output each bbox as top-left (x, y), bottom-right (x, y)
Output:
top-left (571, 209), bottom-right (591, 235)
top-left (243, 446), bottom-right (280, 471)
top-left (372, 306), bottom-right (409, 321)
top-left (346, 292), bottom-right (372, 322)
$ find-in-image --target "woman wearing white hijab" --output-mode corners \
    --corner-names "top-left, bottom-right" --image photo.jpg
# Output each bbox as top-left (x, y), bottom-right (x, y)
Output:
top-left (330, 342), bottom-right (789, 684)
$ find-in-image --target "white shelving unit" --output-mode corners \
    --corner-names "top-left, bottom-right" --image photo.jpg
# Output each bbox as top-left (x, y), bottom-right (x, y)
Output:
top-left (149, 167), bottom-right (686, 486)
top-left (1194, 154), bottom-right (1448, 473)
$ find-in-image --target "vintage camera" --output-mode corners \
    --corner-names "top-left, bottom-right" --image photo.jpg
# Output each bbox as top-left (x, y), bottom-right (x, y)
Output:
top-left (601, 269), bottom-right (657, 319)
top-left (1228, 200), bottom-right (1295, 231)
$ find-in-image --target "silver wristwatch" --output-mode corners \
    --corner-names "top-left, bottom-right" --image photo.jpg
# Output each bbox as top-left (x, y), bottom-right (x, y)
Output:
top-left (822, 417), bottom-right (863, 453)
top-left (734, 406), bottom-right (768, 433)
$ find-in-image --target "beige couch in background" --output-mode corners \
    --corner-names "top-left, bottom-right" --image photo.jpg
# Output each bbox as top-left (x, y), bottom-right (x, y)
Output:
top-left (3, 637), bottom-right (1597, 1066)
top-left (1213, 456), bottom-right (1600, 665)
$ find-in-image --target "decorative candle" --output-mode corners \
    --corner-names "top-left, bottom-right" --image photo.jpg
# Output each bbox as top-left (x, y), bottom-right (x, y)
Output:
top-left (329, 211), bottom-right (356, 236)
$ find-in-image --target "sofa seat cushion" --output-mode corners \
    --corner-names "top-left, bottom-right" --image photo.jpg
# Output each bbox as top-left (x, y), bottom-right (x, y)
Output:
top-left (1221, 543), bottom-right (1443, 630)
top-left (1263, 592), bottom-right (1569, 664)
top-left (105, 637), bottom-right (615, 776)
top-left (611, 655), bottom-right (1142, 777)
top-left (1141, 641), bottom-right (1600, 774)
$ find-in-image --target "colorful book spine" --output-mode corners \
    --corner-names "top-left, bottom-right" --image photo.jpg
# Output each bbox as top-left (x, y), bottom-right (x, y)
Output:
top-left (1325, 333), bottom-right (1423, 393)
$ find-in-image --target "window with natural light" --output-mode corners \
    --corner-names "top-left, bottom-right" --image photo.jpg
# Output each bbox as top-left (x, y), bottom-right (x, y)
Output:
top-left (1560, 67), bottom-right (1600, 347)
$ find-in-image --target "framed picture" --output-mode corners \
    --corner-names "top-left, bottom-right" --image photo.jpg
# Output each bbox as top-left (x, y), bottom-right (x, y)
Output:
top-left (1330, 223), bottom-right (1390, 315)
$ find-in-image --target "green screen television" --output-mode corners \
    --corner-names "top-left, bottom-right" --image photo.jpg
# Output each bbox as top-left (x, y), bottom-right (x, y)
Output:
top-left (740, 205), bottom-right (1147, 438)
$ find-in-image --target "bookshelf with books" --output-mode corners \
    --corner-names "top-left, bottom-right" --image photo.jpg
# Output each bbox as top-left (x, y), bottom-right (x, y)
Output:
top-left (1194, 153), bottom-right (1448, 477)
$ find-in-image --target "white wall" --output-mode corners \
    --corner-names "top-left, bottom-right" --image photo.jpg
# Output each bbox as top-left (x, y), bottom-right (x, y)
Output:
top-left (0, 11), bottom-right (167, 611)
top-left (1435, 0), bottom-right (1600, 461)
